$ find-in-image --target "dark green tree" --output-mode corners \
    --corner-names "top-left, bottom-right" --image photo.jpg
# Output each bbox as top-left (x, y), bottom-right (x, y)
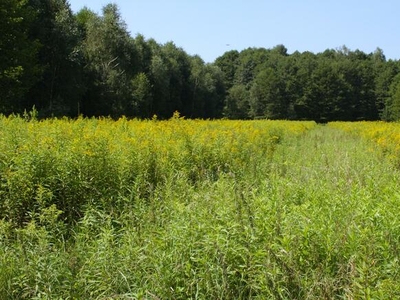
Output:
top-left (234, 48), bottom-right (269, 88)
top-left (249, 68), bottom-right (288, 119)
top-left (224, 85), bottom-right (250, 119)
top-left (148, 52), bottom-right (171, 118)
top-left (131, 72), bottom-right (153, 117)
top-left (386, 74), bottom-right (400, 121)
top-left (214, 50), bottom-right (239, 91)
top-left (188, 55), bottom-right (208, 117)
top-left (161, 42), bottom-right (191, 117)
top-left (291, 51), bottom-right (318, 120)
top-left (133, 34), bottom-right (153, 74)
top-left (297, 59), bottom-right (351, 122)
top-left (372, 50), bottom-right (398, 120)
top-left (0, 0), bottom-right (40, 113)
top-left (78, 4), bottom-right (137, 117)
top-left (27, 0), bottom-right (85, 116)
top-left (337, 49), bottom-right (378, 120)
top-left (203, 64), bottom-right (226, 118)
top-left (189, 58), bottom-right (225, 118)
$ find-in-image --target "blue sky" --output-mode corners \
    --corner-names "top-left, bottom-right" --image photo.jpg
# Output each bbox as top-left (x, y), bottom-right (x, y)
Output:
top-left (68, 0), bottom-right (400, 63)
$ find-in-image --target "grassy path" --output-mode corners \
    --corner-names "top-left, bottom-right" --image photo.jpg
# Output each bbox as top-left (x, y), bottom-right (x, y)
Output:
top-left (140, 125), bottom-right (400, 299)
top-left (270, 124), bottom-right (400, 203)
top-left (261, 125), bottom-right (400, 299)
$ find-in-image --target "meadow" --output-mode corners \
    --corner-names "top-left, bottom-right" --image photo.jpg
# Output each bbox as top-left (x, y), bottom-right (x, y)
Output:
top-left (0, 115), bottom-right (399, 299)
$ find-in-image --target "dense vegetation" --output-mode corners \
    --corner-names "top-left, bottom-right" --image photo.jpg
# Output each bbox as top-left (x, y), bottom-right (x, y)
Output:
top-left (1, 116), bottom-right (400, 298)
top-left (2, 0), bottom-right (400, 121)
top-left (217, 46), bottom-right (400, 122)
top-left (3, 2), bottom-right (400, 298)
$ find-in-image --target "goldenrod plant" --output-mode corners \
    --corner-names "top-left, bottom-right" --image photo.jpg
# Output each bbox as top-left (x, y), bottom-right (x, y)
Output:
top-left (1, 116), bottom-right (400, 299)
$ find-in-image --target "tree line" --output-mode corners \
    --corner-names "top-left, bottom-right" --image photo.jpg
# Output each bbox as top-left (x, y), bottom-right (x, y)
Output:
top-left (2, 0), bottom-right (400, 121)
top-left (217, 45), bottom-right (400, 122)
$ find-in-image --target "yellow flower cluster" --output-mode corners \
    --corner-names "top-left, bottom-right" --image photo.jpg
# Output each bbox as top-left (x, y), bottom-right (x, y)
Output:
top-left (0, 116), bottom-right (316, 188)
top-left (329, 121), bottom-right (400, 165)
top-left (0, 115), bottom-right (316, 225)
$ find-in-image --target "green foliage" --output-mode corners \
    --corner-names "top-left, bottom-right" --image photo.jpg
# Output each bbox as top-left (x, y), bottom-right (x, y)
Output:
top-left (224, 84), bottom-right (250, 119)
top-left (249, 68), bottom-right (288, 119)
top-left (1, 118), bottom-right (400, 298)
top-left (189, 56), bottom-right (225, 118)
top-left (214, 50), bottom-right (240, 90)
top-left (2, 1), bottom-right (400, 120)
top-left (25, 0), bottom-right (85, 117)
top-left (79, 4), bottom-right (137, 117)
top-left (386, 74), bottom-right (400, 121)
top-left (218, 45), bottom-right (400, 121)
top-left (131, 72), bottom-right (153, 117)
top-left (0, 0), bottom-right (40, 113)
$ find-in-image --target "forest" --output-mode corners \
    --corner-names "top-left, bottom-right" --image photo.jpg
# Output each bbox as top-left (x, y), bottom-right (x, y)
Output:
top-left (2, 0), bottom-right (400, 121)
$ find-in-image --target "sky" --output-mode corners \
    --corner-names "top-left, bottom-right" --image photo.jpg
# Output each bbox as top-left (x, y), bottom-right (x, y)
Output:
top-left (68, 0), bottom-right (400, 63)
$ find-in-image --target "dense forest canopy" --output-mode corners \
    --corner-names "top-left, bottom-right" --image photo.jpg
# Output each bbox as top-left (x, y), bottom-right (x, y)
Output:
top-left (2, 0), bottom-right (400, 121)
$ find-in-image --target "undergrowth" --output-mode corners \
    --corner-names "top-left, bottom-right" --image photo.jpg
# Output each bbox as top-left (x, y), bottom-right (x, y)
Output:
top-left (1, 117), bottom-right (400, 299)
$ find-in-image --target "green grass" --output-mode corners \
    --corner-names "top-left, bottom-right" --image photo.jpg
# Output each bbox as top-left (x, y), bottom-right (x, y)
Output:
top-left (1, 121), bottom-right (400, 299)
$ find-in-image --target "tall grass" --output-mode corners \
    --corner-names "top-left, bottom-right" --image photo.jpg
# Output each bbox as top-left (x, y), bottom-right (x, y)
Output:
top-left (0, 115), bottom-right (313, 226)
top-left (329, 121), bottom-right (400, 167)
top-left (1, 116), bottom-right (400, 298)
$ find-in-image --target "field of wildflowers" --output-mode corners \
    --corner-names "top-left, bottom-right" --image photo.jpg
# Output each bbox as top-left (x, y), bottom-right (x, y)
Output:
top-left (0, 114), bottom-right (314, 227)
top-left (1, 116), bottom-right (400, 299)
top-left (329, 121), bottom-right (400, 166)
